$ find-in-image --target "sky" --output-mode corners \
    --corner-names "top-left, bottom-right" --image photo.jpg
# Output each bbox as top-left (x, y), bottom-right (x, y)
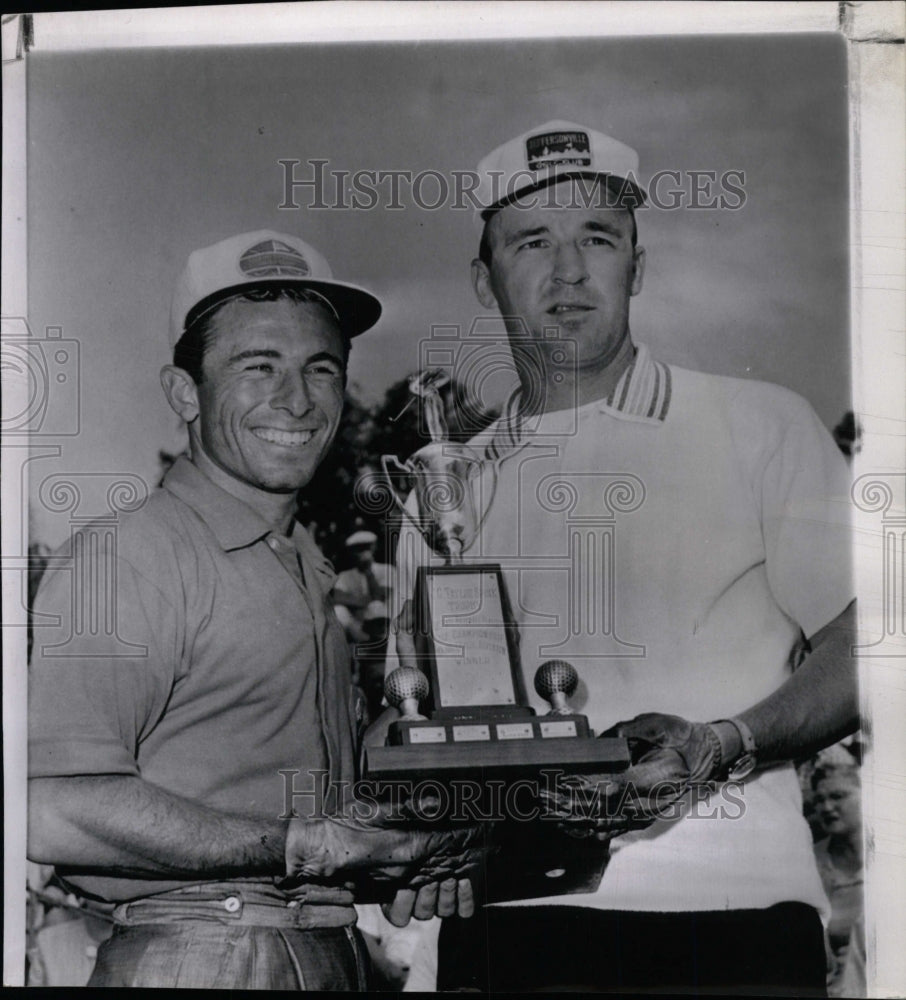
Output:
top-left (25, 33), bottom-right (850, 547)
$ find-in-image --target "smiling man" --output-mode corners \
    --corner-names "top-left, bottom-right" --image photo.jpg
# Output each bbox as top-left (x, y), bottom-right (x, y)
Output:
top-left (390, 123), bottom-right (858, 993)
top-left (27, 231), bottom-right (482, 989)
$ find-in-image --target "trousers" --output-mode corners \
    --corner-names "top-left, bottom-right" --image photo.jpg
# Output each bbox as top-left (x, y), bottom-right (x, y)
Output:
top-left (437, 901), bottom-right (827, 994)
top-left (87, 882), bottom-right (369, 990)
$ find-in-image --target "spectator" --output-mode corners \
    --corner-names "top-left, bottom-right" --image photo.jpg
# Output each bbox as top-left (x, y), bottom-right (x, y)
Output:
top-left (333, 530), bottom-right (393, 645)
top-left (811, 761), bottom-right (864, 996)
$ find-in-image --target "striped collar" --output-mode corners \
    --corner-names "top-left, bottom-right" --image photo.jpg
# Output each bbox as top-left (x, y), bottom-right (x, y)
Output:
top-left (484, 342), bottom-right (672, 460)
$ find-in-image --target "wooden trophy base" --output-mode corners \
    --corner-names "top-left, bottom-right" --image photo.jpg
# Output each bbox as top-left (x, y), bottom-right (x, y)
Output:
top-left (362, 706), bottom-right (630, 782)
top-left (481, 820), bottom-right (613, 902)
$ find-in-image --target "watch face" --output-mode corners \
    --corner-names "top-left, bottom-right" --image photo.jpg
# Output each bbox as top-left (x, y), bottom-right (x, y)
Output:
top-left (727, 752), bottom-right (757, 782)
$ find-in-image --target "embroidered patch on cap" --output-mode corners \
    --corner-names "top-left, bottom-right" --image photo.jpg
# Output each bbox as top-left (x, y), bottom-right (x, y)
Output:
top-left (238, 239), bottom-right (311, 278)
top-left (526, 130), bottom-right (591, 172)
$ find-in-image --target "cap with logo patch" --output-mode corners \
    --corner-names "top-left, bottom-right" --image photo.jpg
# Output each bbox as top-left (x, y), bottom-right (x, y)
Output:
top-left (475, 120), bottom-right (646, 221)
top-left (169, 229), bottom-right (382, 346)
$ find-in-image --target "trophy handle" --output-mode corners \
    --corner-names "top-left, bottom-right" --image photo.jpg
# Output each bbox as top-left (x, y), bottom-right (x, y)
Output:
top-left (380, 455), bottom-right (422, 531)
top-left (471, 452), bottom-right (501, 536)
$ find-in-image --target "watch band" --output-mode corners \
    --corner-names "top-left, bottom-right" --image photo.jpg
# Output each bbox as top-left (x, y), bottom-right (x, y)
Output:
top-left (725, 717), bottom-right (757, 755)
top-left (701, 724), bottom-right (724, 782)
top-left (714, 717), bottom-right (758, 781)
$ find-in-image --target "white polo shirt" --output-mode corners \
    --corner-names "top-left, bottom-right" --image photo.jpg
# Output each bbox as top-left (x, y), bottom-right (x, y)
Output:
top-left (394, 343), bottom-right (853, 914)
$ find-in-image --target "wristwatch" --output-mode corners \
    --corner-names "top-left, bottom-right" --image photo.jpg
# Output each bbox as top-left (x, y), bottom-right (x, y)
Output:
top-left (714, 717), bottom-right (759, 781)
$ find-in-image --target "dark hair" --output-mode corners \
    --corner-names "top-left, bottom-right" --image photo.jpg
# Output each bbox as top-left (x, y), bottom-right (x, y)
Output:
top-left (810, 761), bottom-right (860, 792)
top-left (478, 200), bottom-right (639, 269)
top-left (173, 286), bottom-right (351, 384)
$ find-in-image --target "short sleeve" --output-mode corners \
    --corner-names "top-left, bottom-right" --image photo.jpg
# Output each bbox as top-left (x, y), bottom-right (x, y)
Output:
top-left (760, 399), bottom-right (855, 639)
top-left (28, 538), bottom-right (180, 779)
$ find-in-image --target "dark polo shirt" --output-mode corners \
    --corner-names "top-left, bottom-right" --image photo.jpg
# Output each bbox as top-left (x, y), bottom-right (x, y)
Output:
top-left (29, 457), bottom-right (358, 903)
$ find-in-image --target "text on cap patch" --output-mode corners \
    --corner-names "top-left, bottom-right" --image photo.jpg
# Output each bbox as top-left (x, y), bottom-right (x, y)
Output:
top-left (526, 130), bottom-right (592, 172)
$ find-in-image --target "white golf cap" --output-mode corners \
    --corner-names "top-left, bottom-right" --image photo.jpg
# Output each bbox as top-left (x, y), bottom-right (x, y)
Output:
top-left (345, 530), bottom-right (378, 548)
top-left (169, 229), bottom-right (382, 347)
top-left (475, 120), bottom-right (646, 220)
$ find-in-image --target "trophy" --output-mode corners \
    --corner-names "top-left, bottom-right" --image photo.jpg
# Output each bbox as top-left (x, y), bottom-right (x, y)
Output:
top-left (362, 372), bottom-right (629, 785)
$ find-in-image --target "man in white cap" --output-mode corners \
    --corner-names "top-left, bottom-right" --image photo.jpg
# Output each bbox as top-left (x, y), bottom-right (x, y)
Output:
top-left (27, 230), bottom-right (483, 989)
top-left (333, 530), bottom-right (393, 645)
top-left (333, 530), bottom-right (394, 722)
top-left (390, 122), bottom-right (857, 992)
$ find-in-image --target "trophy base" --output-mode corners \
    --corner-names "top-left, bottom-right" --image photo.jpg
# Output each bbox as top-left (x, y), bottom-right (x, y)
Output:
top-left (352, 821), bottom-right (612, 905)
top-left (480, 820), bottom-right (613, 902)
top-left (362, 731), bottom-right (629, 782)
top-left (388, 708), bottom-right (592, 746)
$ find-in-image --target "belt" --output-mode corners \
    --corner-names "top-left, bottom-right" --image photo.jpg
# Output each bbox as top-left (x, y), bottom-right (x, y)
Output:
top-left (112, 882), bottom-right (357, 930)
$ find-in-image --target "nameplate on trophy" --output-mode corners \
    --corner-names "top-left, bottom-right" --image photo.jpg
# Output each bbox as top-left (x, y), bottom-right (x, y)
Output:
top-left (415, 564), bottom-right (525, 716)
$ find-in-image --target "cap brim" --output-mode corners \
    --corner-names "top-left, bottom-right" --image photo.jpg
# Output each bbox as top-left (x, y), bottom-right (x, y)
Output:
top-left (184, 279), bottom-right (382, 339)
top-left (480, 171), bottom-right (647, 221)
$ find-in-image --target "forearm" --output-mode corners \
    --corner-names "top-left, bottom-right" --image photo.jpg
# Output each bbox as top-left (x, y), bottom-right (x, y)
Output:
top-left (28, 774), bottom-right (287, 878)
top-left (734, 599), bottom-right (859, 765)
top-left (558, 605), bottom-right (860, 833)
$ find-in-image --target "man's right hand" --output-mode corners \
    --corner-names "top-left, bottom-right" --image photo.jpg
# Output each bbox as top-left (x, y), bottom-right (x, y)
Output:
top-left (285, 812), bottom-right (482, 881)
top-left (284, 810), bottom-right (486, 925)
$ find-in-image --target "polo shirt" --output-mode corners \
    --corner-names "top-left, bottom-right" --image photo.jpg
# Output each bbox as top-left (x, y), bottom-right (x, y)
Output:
top-left (29, 457), bottom-right (358, 903)
top-left (394, 343), bottom-right (853, 915)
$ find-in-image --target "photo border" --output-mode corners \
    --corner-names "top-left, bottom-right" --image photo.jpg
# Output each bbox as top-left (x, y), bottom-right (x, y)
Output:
top-left (3, 3), bottom-right (903, 991)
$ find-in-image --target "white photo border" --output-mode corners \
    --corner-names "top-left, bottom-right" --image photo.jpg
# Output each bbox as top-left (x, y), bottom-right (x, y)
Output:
top-left (3, 3), bottom-right (904, 992)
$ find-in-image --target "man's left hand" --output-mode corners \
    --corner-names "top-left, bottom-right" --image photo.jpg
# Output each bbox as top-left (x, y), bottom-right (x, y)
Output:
top-left (376, 808), bottom-right (486, 927)
top-left (540, 714), bottom-right (725, 833)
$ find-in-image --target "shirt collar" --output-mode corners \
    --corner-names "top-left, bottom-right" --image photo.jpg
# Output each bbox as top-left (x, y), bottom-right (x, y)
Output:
top-left (162, 457), bottom-right (338, 590)
top-left (605, 342), bottom-right (673, 422)
top-left (484, 342), bottom-right (672, 460)
top-left (290, 519), bottom-right (339, 592)
top-left (162, 456), bottom-right (280, 551)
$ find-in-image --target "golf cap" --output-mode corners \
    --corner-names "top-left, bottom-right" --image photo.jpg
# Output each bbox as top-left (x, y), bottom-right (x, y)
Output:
top-left (169, 229), bottom-right (382, 347)
top-left (475, 120), bottom-right (646, 221)
top-left (346, 530), bottom-right (378, 548)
